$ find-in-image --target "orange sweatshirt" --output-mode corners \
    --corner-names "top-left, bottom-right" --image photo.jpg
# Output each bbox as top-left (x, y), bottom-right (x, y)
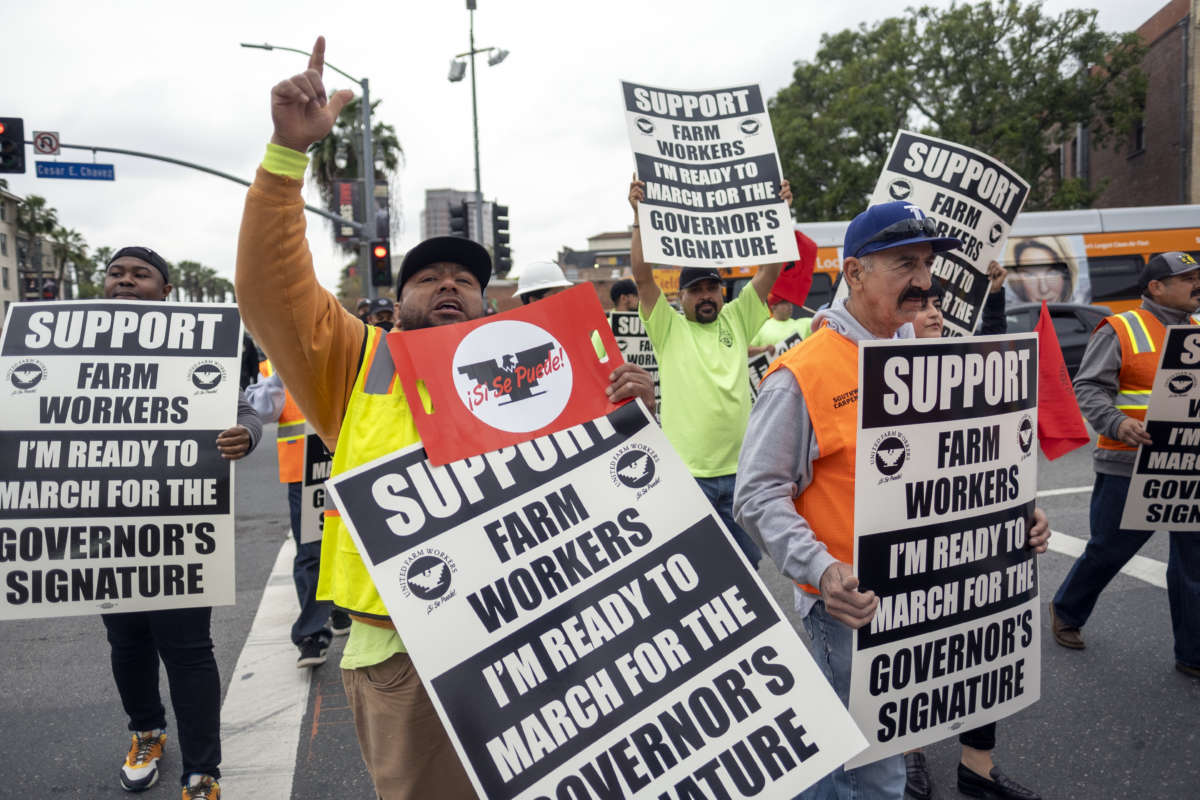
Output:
top-left (235, 166), bottom-right (365, 451)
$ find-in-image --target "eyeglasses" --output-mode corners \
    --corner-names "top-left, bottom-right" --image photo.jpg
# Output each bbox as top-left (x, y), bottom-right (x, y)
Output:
top-left (855, 217), bottom-right (939, 257)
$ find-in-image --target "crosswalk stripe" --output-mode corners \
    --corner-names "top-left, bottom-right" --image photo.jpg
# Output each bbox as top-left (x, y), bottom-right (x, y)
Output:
top-left (219, 535), bottom-right (309, 796)
top-left (1047, 529), bottom-right (1168, 589)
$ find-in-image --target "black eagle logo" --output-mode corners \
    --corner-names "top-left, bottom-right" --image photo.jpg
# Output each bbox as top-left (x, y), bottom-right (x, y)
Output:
top-left (457, 342), bottom-right (556, 405)
top-left (191, 365), bottom-right (223, 389)
top-left (1169, 374), bottom-right (1194, 394)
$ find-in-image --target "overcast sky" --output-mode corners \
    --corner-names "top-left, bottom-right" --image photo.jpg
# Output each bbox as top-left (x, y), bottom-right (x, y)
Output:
top-left (3, 0), bottom-right (1152, 293)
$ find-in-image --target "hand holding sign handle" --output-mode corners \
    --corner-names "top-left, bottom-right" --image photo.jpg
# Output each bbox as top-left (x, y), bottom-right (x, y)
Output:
top-left (270, 36), bottom-right (354, 154)
top-left (820, 561), bottom-right (878, 629)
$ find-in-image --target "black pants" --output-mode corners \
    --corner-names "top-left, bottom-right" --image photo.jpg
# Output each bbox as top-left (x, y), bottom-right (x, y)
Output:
top-left (101, 606), bottom-right (221, 781)
top-left (959, 722), bottom-right (996, 750)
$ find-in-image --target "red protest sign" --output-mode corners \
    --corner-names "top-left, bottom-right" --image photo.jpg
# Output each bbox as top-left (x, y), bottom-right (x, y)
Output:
top-left (387, 284), bottom-right (624, 465)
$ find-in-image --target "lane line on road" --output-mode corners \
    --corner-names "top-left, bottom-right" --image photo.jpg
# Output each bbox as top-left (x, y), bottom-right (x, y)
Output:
top-left (1048, 529), bottom-right (1167, 589)
top-left (1037, 486), bottom-right (1092, 497)
top-left (220, 535), bottom-right (310, 797)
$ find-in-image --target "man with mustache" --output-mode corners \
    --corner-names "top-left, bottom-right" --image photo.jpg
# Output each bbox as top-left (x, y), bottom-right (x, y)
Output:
top-left (235, 38), bottom-right (652, 799)
top-left (1052, 251), bottom-right (1200, 680)
top-left (734, 202), bottom-right (1051, 799)
top-left (627, 175), bottom-right (793, 568)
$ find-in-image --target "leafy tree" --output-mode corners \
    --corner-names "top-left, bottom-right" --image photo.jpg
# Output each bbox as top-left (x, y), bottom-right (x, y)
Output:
top-left (77, 245), bottom-right (112, 298)
top-left (308, 97), bottom-right (404, 255)
top-left (770, 0), bottom-right (1146, 220)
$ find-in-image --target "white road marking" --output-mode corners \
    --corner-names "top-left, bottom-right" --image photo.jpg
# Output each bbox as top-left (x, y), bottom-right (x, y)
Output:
top-left (1037, 486), bottom-right (1092, 497)
top-left (1047, 529), bottom-right (1168, 589)
top-left (219, 535), bottom-right (310, 796)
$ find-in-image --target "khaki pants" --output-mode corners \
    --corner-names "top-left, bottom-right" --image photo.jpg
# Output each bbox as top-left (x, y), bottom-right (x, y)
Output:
top-left (342, 652), bottom-right (476, 799)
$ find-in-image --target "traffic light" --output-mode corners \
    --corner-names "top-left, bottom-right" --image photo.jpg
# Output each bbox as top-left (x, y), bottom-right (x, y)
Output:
top-left (370, 240), bottom-right (392, 287)
top-left (492, 203), bottom-right (511, 275)
top-left (448, 201), bottom-right (469, 238)
top-left (0, 117), bottom-right (25, 174)
top-left (41, 278), bottom-right (57, 300)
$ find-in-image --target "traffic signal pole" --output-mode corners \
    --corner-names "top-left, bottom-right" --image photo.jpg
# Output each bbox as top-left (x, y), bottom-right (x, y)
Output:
top-left (359, 78), bottom-right (378, 300)
top-left (469, 6), bottom-right (485, 248)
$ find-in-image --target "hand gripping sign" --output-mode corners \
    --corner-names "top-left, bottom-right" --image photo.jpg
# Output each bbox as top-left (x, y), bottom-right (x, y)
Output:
top-left (388, 284), bottom-right (624, 465)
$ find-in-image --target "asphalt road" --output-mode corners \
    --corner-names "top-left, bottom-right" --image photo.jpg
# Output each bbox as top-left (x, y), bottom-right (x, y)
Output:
top-left (1, 426), bottom-right (1196, 799)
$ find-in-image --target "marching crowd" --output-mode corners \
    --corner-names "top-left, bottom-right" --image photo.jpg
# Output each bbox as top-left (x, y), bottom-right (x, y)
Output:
top-left (49, 35), bottom-right (1200, 800)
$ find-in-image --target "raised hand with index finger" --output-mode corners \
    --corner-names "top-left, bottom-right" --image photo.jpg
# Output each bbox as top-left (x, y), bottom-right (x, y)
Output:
top-left (269, 36), bottom-right (354, 154)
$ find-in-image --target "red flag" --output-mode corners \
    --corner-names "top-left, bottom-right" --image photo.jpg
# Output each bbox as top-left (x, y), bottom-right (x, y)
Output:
top-left (769, 230), bottom-right (818, 308)
top-left (387, 284), bottom-right (623, 465)
top-left (1035, 301), bottom-right (1091, 459)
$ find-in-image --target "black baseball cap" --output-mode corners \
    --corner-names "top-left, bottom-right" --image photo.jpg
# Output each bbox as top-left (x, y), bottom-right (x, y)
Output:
top-left (1140, 251), bottom-right (1200, 291)
top-left (397, 236), bottom-right (492, 294)
top-left (370, 296), bottom-right (393, 312)
top-left (679, 267), bottom-right (721, 290)
top-left (108, 246), bottom-right (171, 284)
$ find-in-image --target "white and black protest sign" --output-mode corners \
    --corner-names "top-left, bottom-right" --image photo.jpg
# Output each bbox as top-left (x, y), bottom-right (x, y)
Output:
top-left (0, 300), bottom-right (242, 619)
top-left (846, 334), bottom-right (1040, 766)
top-left (622, 81), bottom-right (799, 269)
top-left (610, 311), bottom-right (660, 412)
top-left (299, 424), bottom-right (333, 544)
top-left (328, 401), bottom-right (866, 799)
top-left (869, 131), bottom-right (1030, 337)
top-left (1121, 326), bottom-right (1200, 531)
top-left (748, 332), bottom-right (804, 403)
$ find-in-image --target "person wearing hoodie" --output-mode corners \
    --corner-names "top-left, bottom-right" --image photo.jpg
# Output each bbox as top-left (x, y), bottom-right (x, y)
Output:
top-left (733, 203), bottom-right (1051, 800)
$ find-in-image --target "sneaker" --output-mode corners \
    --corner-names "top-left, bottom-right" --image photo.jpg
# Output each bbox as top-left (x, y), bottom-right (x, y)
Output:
top-left (182, 774), bottom-right (220, 800)
top-left (297, 635), bottom-right (328, 668)
top-left (330, 610), bottom-right (352, 636)
top-left (120, 730), bottom-right (166, 792)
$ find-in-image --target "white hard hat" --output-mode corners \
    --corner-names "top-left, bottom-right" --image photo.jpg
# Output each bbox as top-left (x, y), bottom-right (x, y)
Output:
top-left (514, 261), bottom-right (572, 297)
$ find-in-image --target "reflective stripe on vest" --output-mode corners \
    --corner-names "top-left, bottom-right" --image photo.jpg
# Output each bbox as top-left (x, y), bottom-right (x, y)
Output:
top-left (316, 325), bottom-right (430, 621)
top-left (763, 326), bottom-right (859, 595)
top-left (1111, 310), bottom-right (1156, 355)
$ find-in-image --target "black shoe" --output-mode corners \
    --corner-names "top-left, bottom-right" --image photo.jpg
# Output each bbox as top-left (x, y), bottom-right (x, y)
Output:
top-left (1177, 661), bottom-right (1200, 679)
top-left (296, 636), bottom-right (328, 668)
top-left (904, 751), bottom-right (932, 800)
top-left (330, 610), bottom-right (351, 636)
top-left (957, 763), bottom-right (1041, 800)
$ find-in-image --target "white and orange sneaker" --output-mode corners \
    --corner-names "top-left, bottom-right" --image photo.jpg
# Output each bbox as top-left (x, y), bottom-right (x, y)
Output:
top-left (182, 773), bottom-right (220, 800)
top-left (120, 730), bottom-right (166, 791)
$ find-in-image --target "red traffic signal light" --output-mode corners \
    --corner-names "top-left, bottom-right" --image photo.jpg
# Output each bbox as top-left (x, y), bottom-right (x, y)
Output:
top-left (370, 240), bottom-right (392, 287)
top-left (0, 117), bottom-right (25, 174)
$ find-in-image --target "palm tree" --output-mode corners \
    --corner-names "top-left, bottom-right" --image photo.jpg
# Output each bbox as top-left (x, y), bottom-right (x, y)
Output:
top-left (175, 260), bottom-right (204, 301)
top-left (50, 225), bottom-right (88, 299)
top-left (308, 97), bottom-right (404, 255)
top-left (16, 195), bottom-right (58, 277)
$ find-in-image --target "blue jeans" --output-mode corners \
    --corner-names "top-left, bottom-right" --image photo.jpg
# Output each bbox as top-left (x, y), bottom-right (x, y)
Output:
top-left (1053, 472), bottom-right (1200, 668)
top-left (799, 601), bottom-right (905, 799)
top-left (288, 482), bottom-right (332, 646)
top-left (696, 474), bottom-right (761, 568)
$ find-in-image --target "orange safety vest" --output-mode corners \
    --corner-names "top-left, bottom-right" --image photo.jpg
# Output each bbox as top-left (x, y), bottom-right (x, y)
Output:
top-left (764, 326), bottom-right (859, 595)
top-left (259, 359), bottom-right (307, 483)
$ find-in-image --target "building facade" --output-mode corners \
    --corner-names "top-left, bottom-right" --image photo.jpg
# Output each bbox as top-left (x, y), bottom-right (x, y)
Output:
top-left (1080, 0), bottom-right (1199, 206)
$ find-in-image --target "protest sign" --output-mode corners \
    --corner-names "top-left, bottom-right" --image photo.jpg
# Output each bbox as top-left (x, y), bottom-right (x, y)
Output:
top-left (299, 425), bottom-right (333, 544)
top-left (1121, 326), bottom-right (1200, 531)
top-left (847, 334), bottom-right (1040, 766)
top-left (388, 285), bottom-right (623, 466)
top-left (748, 332), bottom-right (805, 403)
top-left (609, 311), bottom-right (660, 412)
top-left (327, 401), bottom-right (867, 799)
top-left (867, 131), bottom-right (1030, 336)
top-left (622, 81), bottom-right (799, 268)
top-left (0, 300), bottom-right (242, 619)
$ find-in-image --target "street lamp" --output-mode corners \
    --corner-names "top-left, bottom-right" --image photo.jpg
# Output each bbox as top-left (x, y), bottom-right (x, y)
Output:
top-left (241, 41), bottom-right (380, 299)
top-left (447, 1), bottom-right (508, 255)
